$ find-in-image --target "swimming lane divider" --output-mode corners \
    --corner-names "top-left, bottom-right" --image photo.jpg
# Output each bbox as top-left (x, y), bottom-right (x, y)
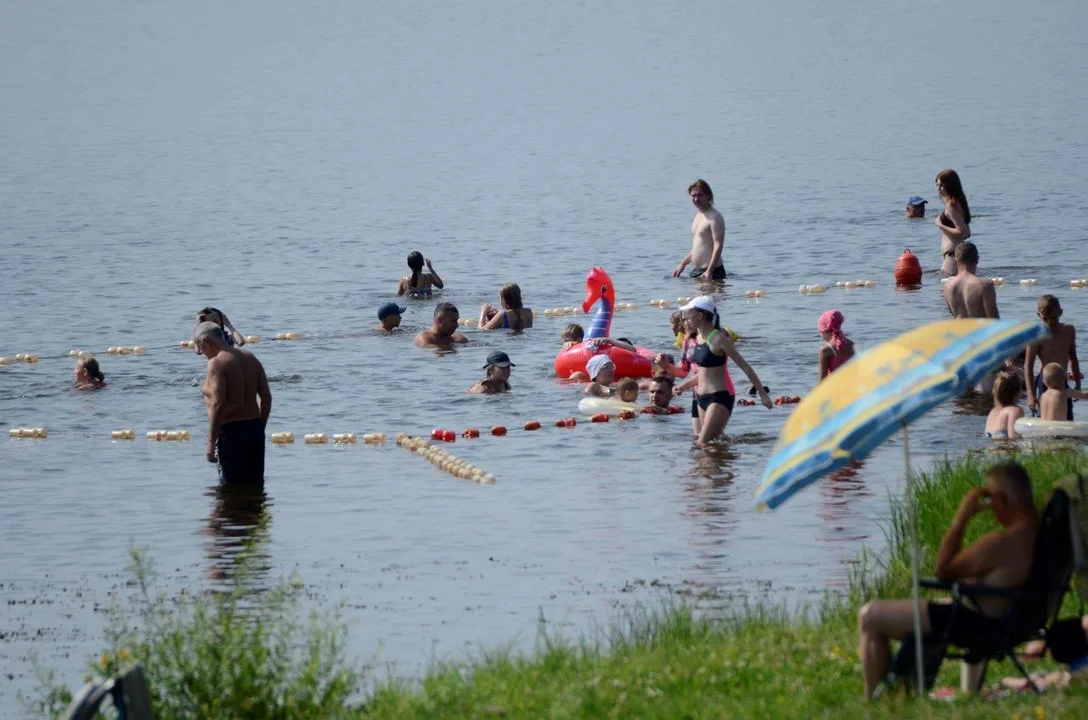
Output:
top-left (396, 434), bottom-right (496, 484)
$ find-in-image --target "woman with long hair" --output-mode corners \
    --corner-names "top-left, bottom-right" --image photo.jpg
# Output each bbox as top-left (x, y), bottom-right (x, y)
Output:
top-left (479, 283), bottom-right (533, 331)
top-left (935, 169), bottom-right (972, 275)
top-left (397, 251), bottom-right (444, 297)
top-left (674, 296), bottom-right (772, 445)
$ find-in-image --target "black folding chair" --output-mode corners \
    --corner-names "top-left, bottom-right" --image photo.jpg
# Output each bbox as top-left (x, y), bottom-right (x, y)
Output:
top-left (882, 487), bottom-right (1074, 695)
top-left (60, 665), bottom-right (154, 720)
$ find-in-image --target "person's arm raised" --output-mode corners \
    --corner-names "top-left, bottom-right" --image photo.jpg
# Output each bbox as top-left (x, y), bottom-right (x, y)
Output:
top-left (425, 258), bottom-right (444, 289)
top-left (934, 488), bottom-right (998, 581)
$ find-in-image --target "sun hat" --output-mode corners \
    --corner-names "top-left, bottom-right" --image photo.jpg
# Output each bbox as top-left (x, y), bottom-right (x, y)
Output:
top-left (586, 354), bottom-right (615, 381)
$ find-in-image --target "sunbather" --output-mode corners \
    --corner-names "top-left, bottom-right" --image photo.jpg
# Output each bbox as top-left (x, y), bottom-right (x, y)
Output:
top-left (857, 462), bottom-right (1040, 700)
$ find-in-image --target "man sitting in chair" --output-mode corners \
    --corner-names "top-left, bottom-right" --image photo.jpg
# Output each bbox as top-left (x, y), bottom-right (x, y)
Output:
top-left (857, 462), bottom-right (1040, 700)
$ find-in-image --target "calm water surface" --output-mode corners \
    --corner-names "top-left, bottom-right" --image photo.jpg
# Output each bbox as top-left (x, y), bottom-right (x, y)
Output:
top-left (3, 0), bottom-right (1088, 709)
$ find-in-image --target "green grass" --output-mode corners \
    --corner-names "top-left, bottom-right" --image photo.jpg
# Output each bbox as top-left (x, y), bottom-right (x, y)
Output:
top-left (30, 448), bottom-right (1088, 718)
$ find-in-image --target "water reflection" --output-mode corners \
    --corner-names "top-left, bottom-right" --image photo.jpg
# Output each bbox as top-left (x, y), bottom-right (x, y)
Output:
top-left (203, 483), bottom-right (271, 587)
top-left (818, 460), bottom-right (871, 541)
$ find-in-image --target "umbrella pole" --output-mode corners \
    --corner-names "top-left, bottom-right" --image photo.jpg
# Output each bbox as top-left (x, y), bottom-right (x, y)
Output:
top-left (903, 422), bottom-right (926, 695)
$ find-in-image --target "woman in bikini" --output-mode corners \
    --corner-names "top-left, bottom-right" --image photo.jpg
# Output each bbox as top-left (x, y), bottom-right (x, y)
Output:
top-left (478, 283), bottom-right (533, 331)
top-left (817, 309), bottom-right (855, 381)
top-left (935, 169), bottom-right (972, 276)
top-left (397, 251), bottom-right (444, 297)
top-left (675, 296), bottom-right (772, 445)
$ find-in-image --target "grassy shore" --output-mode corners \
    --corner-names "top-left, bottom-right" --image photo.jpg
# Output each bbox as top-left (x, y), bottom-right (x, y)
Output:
top-left (33, 449), bottom-right (1088, 718)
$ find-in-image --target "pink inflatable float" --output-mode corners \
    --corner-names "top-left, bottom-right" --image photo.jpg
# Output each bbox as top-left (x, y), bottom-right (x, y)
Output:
top-left (553, 268), bottom-right (656, 380)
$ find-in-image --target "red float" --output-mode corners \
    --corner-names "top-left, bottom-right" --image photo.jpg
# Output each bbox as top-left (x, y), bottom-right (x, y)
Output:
top-left (462, 428), bottom-right (480, 439)
top-left (490, 426), bottom-right (507, 436)
top-left (618, 410), bottom-right (636, 420)
top-left (524, 420), bottom-right (541, 431)
top-left (590, 413), bottom-right (609, 423)
top-left (894, 248), bottom-right (923, 286)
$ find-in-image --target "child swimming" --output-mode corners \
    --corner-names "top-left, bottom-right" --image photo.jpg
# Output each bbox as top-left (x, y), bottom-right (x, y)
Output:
top-left (397, 252), bottom-right (444, 298)
top-left (585, 354), bottom-right (616, 397)
top-left (561, 323), bottom-right (584, 350)
top-left (817, 309), bottom-right (855, 380)
top-left (74, 357), bottom-right (106, 390)
top-left (1039, 363), bottom-right (1088, 422)
top-left (984, 372), bottom-right (1023, 439)
top-left (617, 377), bottom-right (640, 403)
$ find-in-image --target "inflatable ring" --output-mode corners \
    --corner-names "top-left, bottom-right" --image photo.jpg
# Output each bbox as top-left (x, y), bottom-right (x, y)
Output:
top-left (578, 396), bottom-right (644, 417)
top-left (1013, 418), bottom-right (1088, 438)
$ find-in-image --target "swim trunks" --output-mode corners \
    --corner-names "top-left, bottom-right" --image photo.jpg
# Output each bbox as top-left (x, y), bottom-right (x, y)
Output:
top-left (216, 417), bottom-right (265, 485)
top-left (690, 266), bottom-right (726, 280)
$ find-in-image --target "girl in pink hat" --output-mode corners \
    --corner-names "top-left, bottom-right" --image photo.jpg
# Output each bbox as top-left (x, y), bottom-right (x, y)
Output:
top-left (817, 310), bottom-right (855, 381)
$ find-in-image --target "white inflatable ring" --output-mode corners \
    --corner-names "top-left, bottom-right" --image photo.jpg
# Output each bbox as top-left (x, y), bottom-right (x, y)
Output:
top-left (1014, 417), bottom-right (1088, 438)
top-left (578, 396), bottom-right (643, 417)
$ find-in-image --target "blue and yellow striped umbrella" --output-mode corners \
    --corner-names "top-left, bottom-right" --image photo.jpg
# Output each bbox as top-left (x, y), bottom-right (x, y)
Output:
top-left (756, 319), bottom-right (1047, 511)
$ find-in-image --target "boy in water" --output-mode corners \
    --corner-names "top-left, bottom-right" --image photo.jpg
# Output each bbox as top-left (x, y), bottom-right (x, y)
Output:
top-left (1026, 295), bottom-right (1080, 418)
top-left (376, 302), bottom-right (406, 333)
top-left (561, 323), bottom-right (584, 350)
top-left (1038, 364), bottom-right (1088, 422)
top-left (617, 377), bottom-right (640, 403)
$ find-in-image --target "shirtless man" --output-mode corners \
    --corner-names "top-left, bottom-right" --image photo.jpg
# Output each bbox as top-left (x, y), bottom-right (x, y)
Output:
top-left (643, 376), bottom-right (675, 414)
top-left (1025, 295), bottom-right (1080, 417)
top-left (672, 179), bottom-right (726, 280)
top-left (414, 302), bottom-right (468, 349)
top-left (942, 243), bottom-right (998, 320)
top-left (194, 321), bottom-right (272, 484)
top-left (857, 461), bottom-right (1039, 700)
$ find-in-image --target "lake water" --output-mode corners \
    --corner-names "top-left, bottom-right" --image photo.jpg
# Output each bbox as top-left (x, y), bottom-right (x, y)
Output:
top-left (2, 0), bottom-right (1087, 711)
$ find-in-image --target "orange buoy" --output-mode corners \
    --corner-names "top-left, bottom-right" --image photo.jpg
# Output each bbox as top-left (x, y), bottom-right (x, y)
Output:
top-left (667, 405), bottom-right (684, 414)
top-left (491, 425), bottom-right (507, 436)
top-left (524, 420), bottom-right (541, 431)
top-left (590, 413), bottom-right (609, 423)
top-left (462, 428), bottom-right (481, 439)
top-left (555, 417), bottom-right (577, 428)
top-left (894, 248), bottom-right (923, 286)
top-left (431, 429), bottom-right (445, 440)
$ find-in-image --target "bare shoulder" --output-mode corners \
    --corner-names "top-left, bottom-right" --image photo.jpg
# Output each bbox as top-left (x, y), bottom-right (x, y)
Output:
top-left (709, 206), bottom-right (726, 225)
top-left (414, 331), bottom-right (430, 346)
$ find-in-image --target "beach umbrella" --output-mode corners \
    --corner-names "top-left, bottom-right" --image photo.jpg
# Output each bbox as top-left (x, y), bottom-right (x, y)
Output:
top-left (754, 318), bottom-right (1048, 693)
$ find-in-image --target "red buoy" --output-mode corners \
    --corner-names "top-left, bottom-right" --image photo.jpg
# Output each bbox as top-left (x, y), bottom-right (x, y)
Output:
top-left (462, 428), bottom-right (480, 439)
top-left (894, 248), bottom-right (923, 286)
top-left (524, 420), bottom-right (541, 431)
top-left (490, 425), bottom-right (507, 436)
top-left (590, 413), bottom-right (609, 423)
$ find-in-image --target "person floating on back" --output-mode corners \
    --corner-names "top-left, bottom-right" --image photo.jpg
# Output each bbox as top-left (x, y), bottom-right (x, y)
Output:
top-left (470, 351), bottom-right (514, 394)
top-left (376, 302), bottom-right (406, 333)
top-left (673, 179), bottom-right (726, 280)
top-left (397, 251), bottom-right (444, 298)
top-left (73, 357), bottom-right (106, 390)
top-left (1025, 294), bottom-right (1081, 418)
top-left (193, 321), bottom-right (272, 485)
top-left (935, 169), bottom-right (971, 276)
top-left (817, 309), bottom-right (854, 381)
top-left (414, 302), bottom-right (467, 349)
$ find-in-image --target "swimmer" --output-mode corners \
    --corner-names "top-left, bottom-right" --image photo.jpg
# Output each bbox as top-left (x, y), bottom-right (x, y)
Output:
top-left (644, 376), bottom-right (675, 414)
top-left (561, 323), bottom-right (584, 350)
top-left (1039, 363), bottom-right (1088, 422)
top-left (585, 354), bottom-right (616, 397)
top-left (397, 252), bottom-right (444, 297)
top-left (73, 357), bottom-right (106, 390)
top-left (985, 372), bottom-right (1023, 440)
top-left (479, 283), bottom-right (534, 331)
top-left (817, 310), bottom-right (855, 381)
top-left (673, 179), bottom-right (726, 280)
top-left (197, 307), bottom-right (246, 347)
top-left (617, 377), bottom-right (640, 403)
top-left (376, 302), bottom-right (406, 332)
top-left (675, 296), bottom-right (772, 446)
top-left (935, 169), bottom-right (972, 275)
top-left (414, 302), bottom-right (468, 349)
top-left (193, 321), bottom-right (272, 485)
top-left (1026, 295), bottom-right (1080, 417)
top-left (905, 196), bottom-right (927, 219)
top-left (469, 350), bottom-right (514, 394)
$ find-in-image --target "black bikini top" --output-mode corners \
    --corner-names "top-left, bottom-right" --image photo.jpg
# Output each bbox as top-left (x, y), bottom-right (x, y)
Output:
top-left (691, 329), bottom-right (725, 367)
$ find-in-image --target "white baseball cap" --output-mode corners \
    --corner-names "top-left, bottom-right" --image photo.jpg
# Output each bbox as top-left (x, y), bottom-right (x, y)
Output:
top-left (679, 296), bottom-right (717, 314)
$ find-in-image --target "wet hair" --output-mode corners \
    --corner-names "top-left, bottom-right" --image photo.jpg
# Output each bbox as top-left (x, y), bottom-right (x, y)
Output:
top-left (954, 241), bottom-right (979, 266)
top-left (78, 357), bottom-right (105, 384)
top-left (562, 323), bottom-right (584, 342)
top-left (618, 377), bottom-right (639, 398)
top-left (687, 179), bottom-right (714, 205)
top-left (1038, 294), bottom-right (1062, 318)
top-left (499, 283), bottom-right (524, 331)
top-left (407, 251), bottom-right (425, 289)
top-left (935, 169), bottom-right (971, 224)
top-left (986, 461), bottom-right (1034, 509)
top-left (992, 371), bottom-right (1021, 407)
top-left (1042, 362), bottom-right (1066, 389)
top-left (434, 301), bottom-right (458, 319)
top-left (197, 306), bottom-right (226, 332)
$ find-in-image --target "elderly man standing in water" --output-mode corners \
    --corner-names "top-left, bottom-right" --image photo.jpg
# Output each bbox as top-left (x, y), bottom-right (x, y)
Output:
top-left (194, 321), bottom-right (272, 485)
top-left (673, 179), bottom-right (726, 280)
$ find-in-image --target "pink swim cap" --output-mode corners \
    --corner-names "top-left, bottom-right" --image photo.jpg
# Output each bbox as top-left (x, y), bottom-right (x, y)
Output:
top-left (818, 310), bottom-right (848, 352)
